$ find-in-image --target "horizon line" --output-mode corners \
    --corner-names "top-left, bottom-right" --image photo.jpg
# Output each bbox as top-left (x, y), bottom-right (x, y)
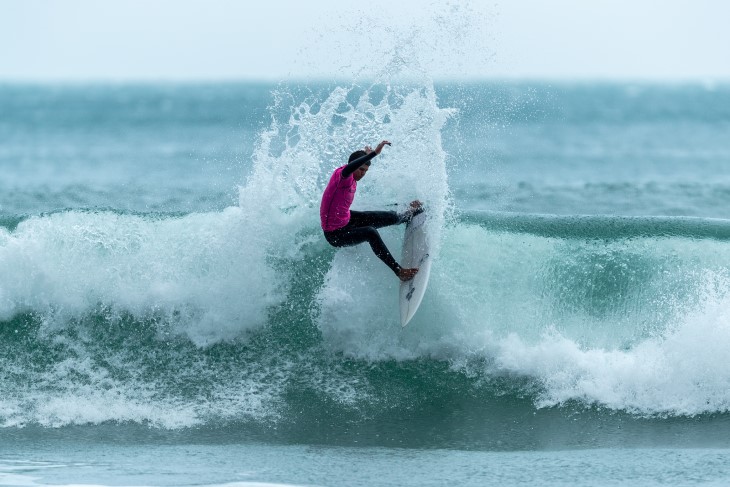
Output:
top-left (1, 75), bottom-right (729, 86)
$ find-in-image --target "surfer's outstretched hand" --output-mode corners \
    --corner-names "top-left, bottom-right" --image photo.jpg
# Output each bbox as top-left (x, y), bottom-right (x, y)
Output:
top-left (375, 140), bottom-right (391, 154)
top-left (364, 140), bottom-right (391, 155)
top-left (398, 267), bottom-right (419, 282)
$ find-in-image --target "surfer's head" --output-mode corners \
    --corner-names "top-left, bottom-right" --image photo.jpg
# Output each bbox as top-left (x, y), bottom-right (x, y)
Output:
top-left (349, 150), bottom-right (371, 181)
top-left (348, 150), bottom-right (371, 164)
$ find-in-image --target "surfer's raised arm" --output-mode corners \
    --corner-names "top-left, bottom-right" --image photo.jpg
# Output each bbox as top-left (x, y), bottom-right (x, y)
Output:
top-left (363, 140), bottom-right (391, 156)
top-left (341, 140), bottom-right (391, 179)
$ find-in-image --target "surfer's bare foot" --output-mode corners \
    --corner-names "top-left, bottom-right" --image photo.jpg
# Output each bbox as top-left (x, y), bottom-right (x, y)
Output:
top-left (398, 267), bottom-right (419, 281)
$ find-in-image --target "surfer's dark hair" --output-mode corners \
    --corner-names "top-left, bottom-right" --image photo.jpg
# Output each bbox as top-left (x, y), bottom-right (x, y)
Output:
top-left (348, 150), bottom-right (371, 165)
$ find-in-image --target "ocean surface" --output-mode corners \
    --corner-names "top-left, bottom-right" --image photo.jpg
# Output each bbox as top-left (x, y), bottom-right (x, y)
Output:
top-left (2, 79), bottom-right (730, 486)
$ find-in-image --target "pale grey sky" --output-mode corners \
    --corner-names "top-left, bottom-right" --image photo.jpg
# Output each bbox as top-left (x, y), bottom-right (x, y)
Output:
top-left (1, 0), bottom-right (728, 81)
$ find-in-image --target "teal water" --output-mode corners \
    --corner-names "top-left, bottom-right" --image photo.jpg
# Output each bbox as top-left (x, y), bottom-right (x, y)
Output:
top-left (4, 441), bottom-right (730, 486)
top-left (3, 80), bottom-right (730, 485)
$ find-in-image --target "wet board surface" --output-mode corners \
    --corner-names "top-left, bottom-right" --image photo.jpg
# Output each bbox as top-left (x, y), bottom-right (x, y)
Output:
top-left (399, 211), bottom-right (432, 326)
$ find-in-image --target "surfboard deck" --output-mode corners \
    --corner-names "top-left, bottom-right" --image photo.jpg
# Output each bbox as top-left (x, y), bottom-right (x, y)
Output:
top-left (399, 211), bottom-right (432, 326)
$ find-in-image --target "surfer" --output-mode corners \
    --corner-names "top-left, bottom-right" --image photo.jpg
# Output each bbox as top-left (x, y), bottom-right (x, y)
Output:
top-left (320, 140), bottom-right (422, 281)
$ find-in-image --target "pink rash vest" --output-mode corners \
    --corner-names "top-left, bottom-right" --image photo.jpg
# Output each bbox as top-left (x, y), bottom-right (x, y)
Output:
top-left (320, 166), bottom-right (356, 231)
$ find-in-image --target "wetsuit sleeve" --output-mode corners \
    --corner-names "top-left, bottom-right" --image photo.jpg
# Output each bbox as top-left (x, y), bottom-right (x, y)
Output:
top-left (341, 151), bottom-right (378, 179)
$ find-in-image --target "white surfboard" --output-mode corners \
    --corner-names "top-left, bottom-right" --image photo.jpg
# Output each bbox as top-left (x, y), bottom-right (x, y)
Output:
top-left (399, 211), bottom-right (432, 326)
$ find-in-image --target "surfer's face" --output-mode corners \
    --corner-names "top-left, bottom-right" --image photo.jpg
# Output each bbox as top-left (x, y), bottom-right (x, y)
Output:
top-left (353, 164), bottom-right (369, 181)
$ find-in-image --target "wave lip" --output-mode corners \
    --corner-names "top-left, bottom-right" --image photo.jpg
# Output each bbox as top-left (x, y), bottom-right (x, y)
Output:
top-left (464, 210), bottom-right (730, 241)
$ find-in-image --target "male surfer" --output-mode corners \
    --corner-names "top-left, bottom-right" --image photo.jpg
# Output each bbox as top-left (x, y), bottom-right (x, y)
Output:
top-left (320, 140), bottom-right (422, 281)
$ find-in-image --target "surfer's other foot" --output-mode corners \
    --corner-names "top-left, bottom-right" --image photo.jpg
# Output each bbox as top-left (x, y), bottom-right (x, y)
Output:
top-left (398, 267), bottom-right (419, 281)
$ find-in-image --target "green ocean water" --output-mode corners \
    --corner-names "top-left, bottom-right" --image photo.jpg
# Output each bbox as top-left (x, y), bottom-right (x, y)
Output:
top-left (3, 80), bottom-right (730, 486)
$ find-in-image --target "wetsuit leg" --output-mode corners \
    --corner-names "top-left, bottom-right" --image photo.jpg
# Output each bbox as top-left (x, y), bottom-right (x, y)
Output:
top-left (324, 224), bottom-right (401, 275)
top-left (348, 210), bottom-right (401, 229)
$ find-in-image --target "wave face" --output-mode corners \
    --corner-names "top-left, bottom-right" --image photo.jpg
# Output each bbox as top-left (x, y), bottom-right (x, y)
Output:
top-left (4, 203), bottom-right (730, 431)
top-left (440, 212), bottom-right (730, 415)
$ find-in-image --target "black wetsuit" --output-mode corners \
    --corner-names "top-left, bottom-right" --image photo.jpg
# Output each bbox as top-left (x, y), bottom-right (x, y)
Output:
top-left (323, 152), bottom-right (405, 276)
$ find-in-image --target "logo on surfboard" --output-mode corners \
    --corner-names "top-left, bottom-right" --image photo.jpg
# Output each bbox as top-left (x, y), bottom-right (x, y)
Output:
top-left (404, 253), bottom-right (429, 302)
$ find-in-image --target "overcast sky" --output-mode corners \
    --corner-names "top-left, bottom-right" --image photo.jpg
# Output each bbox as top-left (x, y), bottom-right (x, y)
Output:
top-left (1, 0), bottom-right (728, 81)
